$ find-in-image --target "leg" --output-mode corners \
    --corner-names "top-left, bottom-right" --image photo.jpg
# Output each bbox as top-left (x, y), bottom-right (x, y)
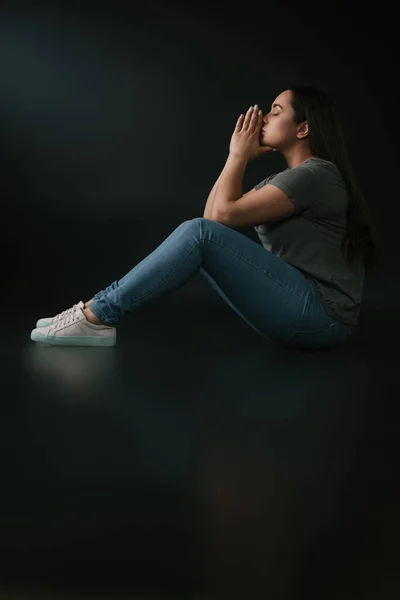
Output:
top-left (83, 305), bottom-right (104, 325)
top-left (79, 298), bottom-right (103, 325)
top-left (87, 218), bottom-right (339, 347)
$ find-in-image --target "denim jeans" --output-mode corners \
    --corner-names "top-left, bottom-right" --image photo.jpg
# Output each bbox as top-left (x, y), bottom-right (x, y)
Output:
top-left (89, 218), bottom-right (357, 350)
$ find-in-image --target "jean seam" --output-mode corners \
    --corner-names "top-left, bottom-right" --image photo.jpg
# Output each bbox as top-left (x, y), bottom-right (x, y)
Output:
top-left (127, 241), bottom-right (202, 308)
top-left (90, 239), bottom-right (202, 323)
top-left (201, 235), bottom-right (309, 302)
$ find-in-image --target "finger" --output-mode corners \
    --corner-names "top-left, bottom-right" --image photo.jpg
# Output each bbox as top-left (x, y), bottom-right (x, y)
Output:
top-left (250, 106), bottom-right (261, 130)
top-left (235, 114), bottom-right (244, 130)
top-left (253, 107), bottom-right (262, 126)
top-left (244, 106), bottom-right (254, 127)
top-left (253, 109), bottom-right (263, 132)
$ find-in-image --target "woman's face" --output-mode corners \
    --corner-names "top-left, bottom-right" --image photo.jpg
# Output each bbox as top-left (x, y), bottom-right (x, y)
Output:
top-left (261, 89), bottom-right (308, 150)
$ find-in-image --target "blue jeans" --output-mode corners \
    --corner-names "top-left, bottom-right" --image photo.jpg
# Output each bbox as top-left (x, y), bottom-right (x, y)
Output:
top-left (89, 218), bottom-right (357, 350)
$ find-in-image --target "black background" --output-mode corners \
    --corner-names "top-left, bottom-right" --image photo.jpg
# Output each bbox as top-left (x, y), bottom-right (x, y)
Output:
top-left (1, 0), bottom-right (397, 314)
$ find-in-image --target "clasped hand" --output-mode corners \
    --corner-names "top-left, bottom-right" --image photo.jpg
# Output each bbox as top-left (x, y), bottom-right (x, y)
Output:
top-left (229, 104), bottom-right (275, 161)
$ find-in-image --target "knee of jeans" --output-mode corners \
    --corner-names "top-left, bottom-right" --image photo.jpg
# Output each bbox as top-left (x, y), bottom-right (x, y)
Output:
top-left (179, 217), bottom-right (208, 235)
top-left (192, 217), bottom-right (218, 230)
top-left (177, 217), bottom-right (205, 231)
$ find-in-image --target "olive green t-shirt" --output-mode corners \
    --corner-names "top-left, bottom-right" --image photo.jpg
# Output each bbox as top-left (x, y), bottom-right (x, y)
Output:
top-left (253, 157), bottom-right (364, 326)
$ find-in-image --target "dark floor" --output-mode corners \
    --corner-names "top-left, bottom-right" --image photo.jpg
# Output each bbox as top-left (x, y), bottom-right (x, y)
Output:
top-left (2, 294), bottom-right (398, 600)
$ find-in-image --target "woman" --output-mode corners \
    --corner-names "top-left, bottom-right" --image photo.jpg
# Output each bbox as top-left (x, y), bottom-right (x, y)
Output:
top-left (31, 84), bottom-right (381, 350)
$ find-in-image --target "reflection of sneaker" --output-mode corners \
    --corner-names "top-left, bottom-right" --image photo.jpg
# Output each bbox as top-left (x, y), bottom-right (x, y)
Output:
top-left (30, 304), bottom-right (116, 347)
top-left (36, 300), bottom-right (86, 328)
top-left (24, 344), bottom-right (117, 397)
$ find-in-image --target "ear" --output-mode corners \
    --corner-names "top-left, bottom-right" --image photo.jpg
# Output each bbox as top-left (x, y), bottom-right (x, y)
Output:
top-left (297, 121), bottom-right (310, 139)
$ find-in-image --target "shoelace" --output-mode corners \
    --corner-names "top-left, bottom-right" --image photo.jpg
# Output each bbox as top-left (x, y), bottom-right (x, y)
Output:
top-left (52, 308), bottom-right (82, 331)
top-left (52, 303), bottom-right (80, 324)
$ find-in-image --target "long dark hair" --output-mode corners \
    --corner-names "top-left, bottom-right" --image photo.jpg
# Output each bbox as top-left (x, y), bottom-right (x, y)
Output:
top-left (288, 84), bottom-right (382, 273)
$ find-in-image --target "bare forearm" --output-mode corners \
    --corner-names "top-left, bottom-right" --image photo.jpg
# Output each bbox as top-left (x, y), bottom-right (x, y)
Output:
top-left (203, 171), bottom-right (223, 219)
top-left (203, 154), bottom-right (248, 219)
top-left (211, 153), bottom-right (248, 219)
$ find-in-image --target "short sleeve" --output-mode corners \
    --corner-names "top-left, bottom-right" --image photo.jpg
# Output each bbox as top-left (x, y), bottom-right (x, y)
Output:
top-left (266, 166), bottom-right (316, 214)
top-left (253, 173), bottom-right (277, 191)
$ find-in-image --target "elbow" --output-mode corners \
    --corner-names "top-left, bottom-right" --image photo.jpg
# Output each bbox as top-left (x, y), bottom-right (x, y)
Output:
top-left (210, 208), bottom-right (227, 225)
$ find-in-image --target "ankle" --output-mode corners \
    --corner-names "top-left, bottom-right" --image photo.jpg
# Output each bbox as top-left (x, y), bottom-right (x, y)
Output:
top-left (83, 307), bottom-right (103, 325)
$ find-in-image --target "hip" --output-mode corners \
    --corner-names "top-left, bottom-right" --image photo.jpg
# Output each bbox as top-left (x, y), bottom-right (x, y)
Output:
top-left (282, 282), bottom-right (357, 350)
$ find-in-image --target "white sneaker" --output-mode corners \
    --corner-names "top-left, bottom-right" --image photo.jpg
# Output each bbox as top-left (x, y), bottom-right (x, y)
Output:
top-left (36, 300), bottom-right (86, 328)
top-left (31, 303), bottom-right (116, 347)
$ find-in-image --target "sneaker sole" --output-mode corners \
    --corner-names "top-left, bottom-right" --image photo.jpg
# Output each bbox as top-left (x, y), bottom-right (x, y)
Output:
top-left (30, 330), bottom-right (116, 347)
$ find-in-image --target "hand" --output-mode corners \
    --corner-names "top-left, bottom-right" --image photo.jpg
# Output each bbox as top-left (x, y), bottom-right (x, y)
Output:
top-left (229, 105), bottom-right (276, 161)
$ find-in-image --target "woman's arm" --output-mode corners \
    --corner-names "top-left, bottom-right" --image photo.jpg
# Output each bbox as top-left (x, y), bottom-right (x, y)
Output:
top-left (203, 170), bottom-right (223, 219)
